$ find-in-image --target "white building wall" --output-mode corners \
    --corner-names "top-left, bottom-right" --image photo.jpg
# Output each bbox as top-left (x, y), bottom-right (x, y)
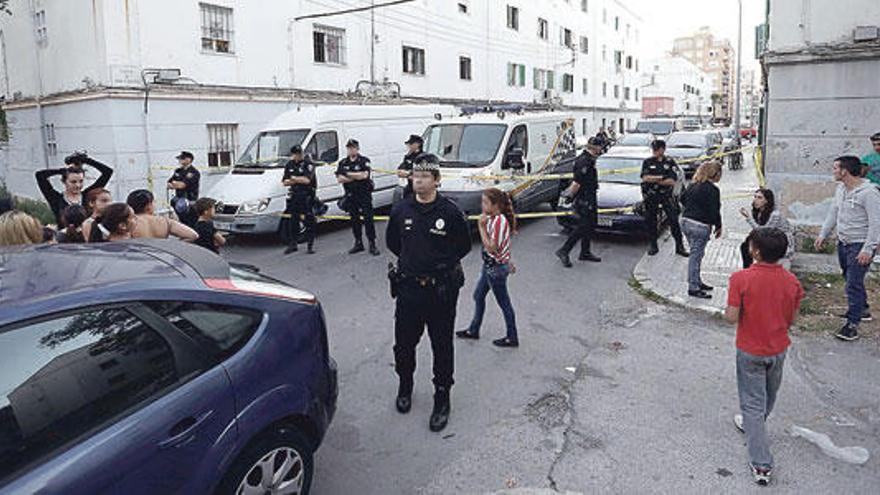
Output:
top-left (641, 56), bottom-right (712, 118)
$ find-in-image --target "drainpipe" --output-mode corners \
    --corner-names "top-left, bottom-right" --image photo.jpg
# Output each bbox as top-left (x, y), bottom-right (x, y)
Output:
top-left (28, 0), bottom-right (49, 169)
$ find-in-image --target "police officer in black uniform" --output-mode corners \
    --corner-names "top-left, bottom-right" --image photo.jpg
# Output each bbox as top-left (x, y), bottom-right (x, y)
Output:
top-left (396, 134), bottom-right (423, 199)
top-left (281, 145), bottom-right (317, 255)
top-left (167, 151), bottom-right (200, 227)
top-left (555, 137), bottom-right (603, 267)
top-left (336, 139), bottom-right (380, 256)
top-left (641, 140), bottom-right (689, 257)
top-left (386, 153), bottom-right (471, 432)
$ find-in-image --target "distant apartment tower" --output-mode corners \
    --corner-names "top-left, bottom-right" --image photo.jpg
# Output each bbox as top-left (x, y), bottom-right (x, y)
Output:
top-left (0, 0), bottom-right (645, 202)
top-left (671, 27), bottom-right (735, 122)
top-left (640, 56), bottom-right (712, 120)
top-left (758, 0), bottom-right (880, 229)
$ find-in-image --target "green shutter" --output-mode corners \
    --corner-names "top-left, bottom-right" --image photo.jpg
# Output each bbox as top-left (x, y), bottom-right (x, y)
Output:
top-left (547, 70), bottom-right (555, 90)
top-left (518, 64), bottom-right (526, 86)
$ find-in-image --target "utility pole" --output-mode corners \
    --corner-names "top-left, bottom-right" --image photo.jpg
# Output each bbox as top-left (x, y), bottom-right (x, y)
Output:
top-left (734, 0), bottom-right (743, 133)
top-left (369, 0), bottom-right (376, 83)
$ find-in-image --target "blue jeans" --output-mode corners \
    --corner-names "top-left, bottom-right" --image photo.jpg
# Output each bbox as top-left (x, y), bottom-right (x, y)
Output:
top-left (468, 263), bottom-right (518, 341)
top-left (838, 242), bottom-right (871, 325)
top-left (681, 218), bottom-right (711, 292)
top-left (737, 349), bottom-right (786, 469)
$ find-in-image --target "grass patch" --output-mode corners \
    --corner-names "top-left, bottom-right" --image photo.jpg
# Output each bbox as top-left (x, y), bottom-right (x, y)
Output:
top-left (799, 237), bottom-right (836, 255)
top-left (628, 277), bottom-right (667, 305)
top-left (794, 270), bottom-right (879, 335)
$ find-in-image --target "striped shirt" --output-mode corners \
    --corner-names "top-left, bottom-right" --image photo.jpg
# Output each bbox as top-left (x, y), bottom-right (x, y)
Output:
top-left (486, 214), bottom-right (512, 264)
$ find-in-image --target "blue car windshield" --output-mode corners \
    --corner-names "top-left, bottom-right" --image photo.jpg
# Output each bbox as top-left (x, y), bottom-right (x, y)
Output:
top-left (597, 157), bottom-right (644, 184)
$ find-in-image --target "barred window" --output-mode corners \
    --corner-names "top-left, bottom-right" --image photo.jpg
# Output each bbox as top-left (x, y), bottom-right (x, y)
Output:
top-left (313, 25), bottom-right (346, 65)
top-left (562, 74), bottom-right (574, 93)
top-left (45, 123), bottom-right (57, 156)
top-left (459, 56), bottom-right (472, 81)
top-left (34, 9), bottom-right (48, 47)
top-left (402, 46), bottom-right (425, 75)
top-left (200, 3), bottom-right (234, 54)
top-left (207, 124), bottom-right (238, 168)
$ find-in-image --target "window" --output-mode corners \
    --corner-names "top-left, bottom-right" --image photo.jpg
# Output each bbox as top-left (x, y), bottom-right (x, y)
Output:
top-left (562, 74), bottom-right (574, 93)
top-left (506, 5), bottom-right (519, 30)
top-left (0, 308), bottom-right (191, 480)
top-left (602, 45), bottom-right (607, 61)
top-left (34, 9), bottom-right (47, 46)
top-left (614, 16), bottom-right (619, 31)
top-left (507, 62), bottom-right (526, 87)
top-left (614, 50), bottom-right (623, 66)
top-left (602, 81), bottom-right (607, 97)
top-left (304, 131), bottom-right (339, 163)
top-left (313, 25), bottom-right (346, 65)
top-left (533, 69), bottom-right (554, 90)
top-left (537, 18), bottom-right (549, 40)
top-left (626, 55), bottom-right (633, 69)
top-left (402, 45), bottom-right (425, 75)
top-left (508, 124), bottom-right (529, 157)
top-left (459, 56), bottom-right (472, 80)
top-left (200, 3), bottom-right (234, 54)
top-left (145, 302), bottom-right (262, 360)
top-left (635, 88), bottom-right (639, 101)
top-left (579, 36), bottom-right (589, 54)
top-left (582, 77), bottom-right (588, 95)
top-left (602, 8), bottom-right (607, 24)
top-left (44, 123), bottom-right (57, 156)
top-left (560, 28), bottom-right (573, 48)
top-left (581, 0), bottom-right (588, 12)
top-left (635, 59), bottom-right (639, 72)
top-left (624, 87), bottom-right (630, 100)
top-left (458, 2), bottom-right (468, 14)
top-left (614, 85), bottom-right (619, 98)
top-left (207, 124), bottom-right (238, 167)
top-left (423, 124), bottom-right (508, 168)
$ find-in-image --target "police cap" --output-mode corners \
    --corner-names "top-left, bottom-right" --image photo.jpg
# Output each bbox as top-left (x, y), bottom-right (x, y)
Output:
top-left (405, 134), bottom-right (424, 145)
top-left (346, 138), bottom-right (360, 149)
top-left (290, 144), bottom-right (303, 155)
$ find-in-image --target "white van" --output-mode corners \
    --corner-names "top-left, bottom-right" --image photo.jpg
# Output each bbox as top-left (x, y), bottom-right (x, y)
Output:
top-left (207, 104), bottom-right (455, 234)
top-left (408, 109), bottom-right (576, 216)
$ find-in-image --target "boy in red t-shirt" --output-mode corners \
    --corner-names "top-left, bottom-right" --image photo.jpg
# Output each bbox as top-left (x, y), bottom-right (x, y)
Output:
top-left (725, 227), bottom-right (804, 486)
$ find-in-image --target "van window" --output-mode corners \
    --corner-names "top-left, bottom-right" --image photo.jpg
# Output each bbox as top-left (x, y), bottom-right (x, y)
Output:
top-left (305, 131), bottom-right (339, 163)
top-left (424, 124), bottom-right (507, 168)
top-left (508, 125), bottom-right (528, 155)
top-left (0, 308), bottom-right (188, 481)
top-left (237, 130), bottom-right (310, 168)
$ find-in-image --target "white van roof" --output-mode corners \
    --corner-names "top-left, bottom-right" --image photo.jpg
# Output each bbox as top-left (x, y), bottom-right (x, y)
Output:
top-left (429, 110), bottom-right (574, 126)
top-left (263, 104), bottom-right (456, 132)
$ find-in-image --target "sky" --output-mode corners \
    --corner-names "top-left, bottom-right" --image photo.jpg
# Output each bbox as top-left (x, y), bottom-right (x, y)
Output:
top-left (627, 0), bottom-right (767, 71)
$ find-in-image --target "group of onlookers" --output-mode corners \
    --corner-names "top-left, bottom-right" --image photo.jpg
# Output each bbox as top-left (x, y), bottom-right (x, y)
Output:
top-left (0, 151), bottom-right (224, 253)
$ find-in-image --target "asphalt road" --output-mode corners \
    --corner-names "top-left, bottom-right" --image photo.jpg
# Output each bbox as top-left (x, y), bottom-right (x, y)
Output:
top-left (224, 213), bottom-right (880, 494)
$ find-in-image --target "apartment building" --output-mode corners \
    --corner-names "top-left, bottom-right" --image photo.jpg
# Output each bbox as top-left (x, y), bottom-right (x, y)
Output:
top-left (671, 27), bottom-right (735, 122)
top-left (0, 0), bottom-right (645, 201)
top-left (640, 55), bottom-right (712, 120)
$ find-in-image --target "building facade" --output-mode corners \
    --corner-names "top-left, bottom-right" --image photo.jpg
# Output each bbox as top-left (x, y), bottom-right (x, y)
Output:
top-left (640, 56), bottom-right (712, 120)
top-left (671, 27), bottom-right (735, 122)
top-left (759, 0), bottom-right (880, 229)
top-left (0, 0), bottom-right (644, 202)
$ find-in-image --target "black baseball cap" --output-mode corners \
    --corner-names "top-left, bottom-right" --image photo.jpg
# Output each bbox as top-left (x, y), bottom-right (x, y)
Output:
top-left (405, 134), bottom-right (424, 145)
top-left (346, 139), bottom-right (360, 148)
top-left (290, 145), bottom-right (303, 155)
top-left (176, 151), bottom-right (195, 160)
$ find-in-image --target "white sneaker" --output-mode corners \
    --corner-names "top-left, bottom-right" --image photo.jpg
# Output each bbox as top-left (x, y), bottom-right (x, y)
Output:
top-left (733, 414), bottom-right (744, 433)
top-left (750, 463), bottom-right (772, 486)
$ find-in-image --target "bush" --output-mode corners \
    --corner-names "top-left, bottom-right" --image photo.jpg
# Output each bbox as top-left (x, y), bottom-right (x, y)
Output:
top-left (0, 181), bottom-right (56, 225)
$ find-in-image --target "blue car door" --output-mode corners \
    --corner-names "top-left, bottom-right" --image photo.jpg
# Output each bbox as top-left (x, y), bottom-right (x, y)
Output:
top-left (0, 305), bottom-right (237, 495)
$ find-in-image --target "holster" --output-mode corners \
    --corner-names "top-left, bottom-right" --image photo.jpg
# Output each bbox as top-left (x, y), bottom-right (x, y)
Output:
top-left (387, 262), bottom-right (402, 299)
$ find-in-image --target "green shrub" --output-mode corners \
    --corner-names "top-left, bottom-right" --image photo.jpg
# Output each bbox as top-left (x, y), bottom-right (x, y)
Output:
top-left (0, 181), bottom-right (56, 225)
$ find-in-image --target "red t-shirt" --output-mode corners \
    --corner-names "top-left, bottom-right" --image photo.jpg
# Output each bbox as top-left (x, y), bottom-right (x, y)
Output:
top-left (727, 263), bottom-right (805, 356)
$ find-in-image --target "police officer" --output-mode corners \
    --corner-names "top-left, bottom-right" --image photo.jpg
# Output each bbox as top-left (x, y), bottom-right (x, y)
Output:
top-left (281, 145), bottom-right (317, 255)
top-left (555, 137), bottom-right (603, 267)
top-left (386, 153), bottom-right (471, 432)
top-left (336, 139), bottom-right (380, 255)
top-left (641, 140), bottom-right (689, 257)
top-left (167, 151), bottom-right (200, 227)
top-left (397, 134), bottom-right (424, 199)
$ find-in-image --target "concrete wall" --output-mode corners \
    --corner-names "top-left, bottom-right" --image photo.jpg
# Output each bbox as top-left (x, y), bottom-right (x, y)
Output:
top-left (769, 0), bottom-right (880, 50)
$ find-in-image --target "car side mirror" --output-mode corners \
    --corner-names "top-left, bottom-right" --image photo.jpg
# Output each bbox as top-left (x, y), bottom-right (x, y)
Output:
top-left (503, 148), bottom-right (526, 170)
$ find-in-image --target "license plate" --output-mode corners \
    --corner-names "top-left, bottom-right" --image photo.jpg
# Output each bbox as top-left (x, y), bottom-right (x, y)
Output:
top-left (215, 222), bottom-right (232, 231)
top-left (597, 217), bottom-right (613, 227)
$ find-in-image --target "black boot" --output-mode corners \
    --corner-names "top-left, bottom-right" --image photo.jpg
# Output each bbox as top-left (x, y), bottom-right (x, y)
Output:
top-left (555, 248), bottom-right (573, 268)
top-left (578, 252), bottom-right (602, 262)
top-left (429, 387), bottom-right (451, 432)
top-left (348, 241), bottom-right (365, 254)
top-left (647, 241), bottom-right (659, 256)
top-left (307, 242), bottom-right (315, 254)
top-left (675, 243), bottom-right (690, 257)
top-left (396, 377), bottom-right (413, 414)
top-left (284, 245), bottom-right (298, 255)
top-left (369, 241), bottom-right (380, 256)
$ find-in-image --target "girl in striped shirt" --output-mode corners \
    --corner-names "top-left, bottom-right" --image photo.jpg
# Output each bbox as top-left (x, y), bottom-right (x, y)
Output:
top-left (457, 188), bottom-right (520, 347)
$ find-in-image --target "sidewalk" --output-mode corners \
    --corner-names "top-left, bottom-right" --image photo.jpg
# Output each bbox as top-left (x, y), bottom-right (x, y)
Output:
top-left (633, 153), bottom-right (760, 314)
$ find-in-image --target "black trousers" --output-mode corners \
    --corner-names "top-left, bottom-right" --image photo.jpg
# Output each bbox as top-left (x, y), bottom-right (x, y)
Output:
top-left (644, 195), bottom-right (683, 244)
top-left (560, 200), bottom-right (597, 256)
top-left (740, 240), bottom-right (753, 269)
top-left (394, 281), bottom-right (460, 389)
top-left (349, 194), bottom-right (376, 243)
top-left (281, 196), bottom-right (316, 247)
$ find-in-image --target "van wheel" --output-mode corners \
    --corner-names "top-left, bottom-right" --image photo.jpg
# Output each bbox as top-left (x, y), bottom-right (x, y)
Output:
top-left (217, 426), bottom-right (314, 495)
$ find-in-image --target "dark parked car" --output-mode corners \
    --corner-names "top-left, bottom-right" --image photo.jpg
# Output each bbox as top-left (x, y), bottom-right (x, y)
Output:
top-left (0, 240), bottom-right (337, 495)
top-left (664, 131), bottom-right (723, 178)
top-left (557, 147), bottom-right (684, 236)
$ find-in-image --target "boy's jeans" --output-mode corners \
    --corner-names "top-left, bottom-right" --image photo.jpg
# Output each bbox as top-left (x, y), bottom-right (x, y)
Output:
top-left (838, 241), bottom-right (871, 325)
top-left (737, 349), bottom-right (786, 468)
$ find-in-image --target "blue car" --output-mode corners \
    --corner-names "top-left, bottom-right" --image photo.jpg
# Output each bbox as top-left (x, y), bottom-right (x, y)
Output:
top-left (0, 239), bottom-right (337, 495)
top-left (557, 147), bottom-right (684, 236)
